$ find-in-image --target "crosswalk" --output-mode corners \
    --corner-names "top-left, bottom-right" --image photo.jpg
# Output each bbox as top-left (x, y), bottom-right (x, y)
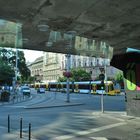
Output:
top-left (53, 122), bottom-right (126, 140)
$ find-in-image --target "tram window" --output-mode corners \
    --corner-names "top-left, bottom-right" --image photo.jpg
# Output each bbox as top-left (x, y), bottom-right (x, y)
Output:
top-left (96, 84), bottom-right (104, 90)
top-left (58, 84), bottom-right (61, 89)
top-left (70, 84), bottom-right (73, 89)
top-left (40, 84), bottom-right (46, 88)
top-left (63, 84), bottom-right (66, 88)
top-left (62, 84), bottom-right (72, 89)
top-left (79, 84), bottom-right (90, 89)
top-left (109, 84), bottom-right (114, 91)
top-left (50, 84), bottom-right (57, 88)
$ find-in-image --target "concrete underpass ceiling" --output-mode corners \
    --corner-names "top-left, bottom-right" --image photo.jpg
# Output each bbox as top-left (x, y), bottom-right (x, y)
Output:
top-left (0, 0), bottom-right (140, 57)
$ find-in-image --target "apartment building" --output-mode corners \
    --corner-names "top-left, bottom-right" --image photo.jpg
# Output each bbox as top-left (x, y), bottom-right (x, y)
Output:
top-left (28, 56), bottom-right (43, 82)
top-left (43, 52), bottom-right (65, 83)
top-left (28, 36), bottom-right (120, 83)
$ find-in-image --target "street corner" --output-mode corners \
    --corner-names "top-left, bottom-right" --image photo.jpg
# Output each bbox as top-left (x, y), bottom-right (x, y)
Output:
top-left (91, 111), bottom-right (127, 122)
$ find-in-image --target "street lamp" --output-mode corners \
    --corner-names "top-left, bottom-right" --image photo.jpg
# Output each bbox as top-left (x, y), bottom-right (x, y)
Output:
top-left (15, 48), bottom-right (18, 81)
top-left (13, 23), bottom-right (21, 92)
top-left (99, 55), bottom-right (108, 113)
top-left (65, 31), bottom-right (76, 102)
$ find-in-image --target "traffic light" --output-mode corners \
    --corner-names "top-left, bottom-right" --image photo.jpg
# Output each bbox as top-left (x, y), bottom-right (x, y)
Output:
top-left (101, 80), bottom-right (105, 90)
top-left (99, 74), bottom-right (105, 81)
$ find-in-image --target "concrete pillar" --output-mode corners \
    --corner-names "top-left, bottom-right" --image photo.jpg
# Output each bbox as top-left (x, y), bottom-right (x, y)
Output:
top-left (111, 52), bottom-right (140, 117)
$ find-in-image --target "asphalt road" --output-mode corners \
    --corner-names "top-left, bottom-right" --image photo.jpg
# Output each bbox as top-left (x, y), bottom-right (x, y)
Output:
top-left (1, 90), bottom-right (139, 140)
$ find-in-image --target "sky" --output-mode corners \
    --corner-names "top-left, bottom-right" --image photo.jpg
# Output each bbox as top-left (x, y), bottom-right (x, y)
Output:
top-left (0, 47), bottom-right (43, 63)
top-left (23, 49), bottom-right (43, 63)
top-left (23, 47), bottom-right (140, 63)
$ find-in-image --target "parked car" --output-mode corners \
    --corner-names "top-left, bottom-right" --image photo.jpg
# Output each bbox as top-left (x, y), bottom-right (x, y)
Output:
top-left (37, 88), bottom-right (45, 94)
top-left (21, 86), bottom-right (31, 96)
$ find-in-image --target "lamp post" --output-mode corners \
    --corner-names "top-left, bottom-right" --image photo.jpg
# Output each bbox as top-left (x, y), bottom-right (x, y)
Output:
top-left (65, 54), bottom-right (71, 102)
top-left (65, 31), bottom-right (76, 102)
top-left (14, 23), bottom-right (21, 92)
top-left (15, 48), bottom-right (18, 81)
top-left (99, 73), bottom-right (105, 113)
top-left (100, 58), bottom-right (108, 113)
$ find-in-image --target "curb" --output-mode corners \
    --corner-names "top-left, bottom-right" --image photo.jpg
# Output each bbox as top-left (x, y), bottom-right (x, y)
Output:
top-left (24, 103), bottom-right (85, 109)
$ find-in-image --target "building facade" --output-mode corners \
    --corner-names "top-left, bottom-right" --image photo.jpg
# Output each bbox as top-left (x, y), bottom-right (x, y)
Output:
top-left (28, 36), bottom-right (121, 83)
top-left (28, 56), bottom-right (43, 82)
top-left (43, 52), bottom-right (65, 83)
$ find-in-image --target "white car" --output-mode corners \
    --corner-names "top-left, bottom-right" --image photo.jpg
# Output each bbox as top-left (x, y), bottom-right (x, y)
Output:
top-left (37, 88), bottom-right (45, 93)
top-left (21, 86), bottom-right (31, 96)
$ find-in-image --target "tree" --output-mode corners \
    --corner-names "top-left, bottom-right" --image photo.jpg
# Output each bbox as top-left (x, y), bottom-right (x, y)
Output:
top-left (0, 58), bottom-right (15, 85)
top-left (115, 71), bottom-right (124, 88)
top-left (71, 68), bottom-right (91, 81)
top-left (28, 76), bottom-right (36, 83)
top-left (8, 50), bottom-right (31, 81)
top-left (58, 76), bottom-right (67, 82)
top-left (58, 68), bottom-right (91, 82)
top-left (115, 72), bottom-right (124, 82)
top-left (0, 48), bottom-right (31, 84)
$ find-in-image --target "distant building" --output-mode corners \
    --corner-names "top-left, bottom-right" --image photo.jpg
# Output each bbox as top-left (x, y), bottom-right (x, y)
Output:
top-left (28, 56), bottom-right (43, 82)
top-left (43, 52), bottom-right (65, 83)
top-left (27, 36), bottom-right (120, 83)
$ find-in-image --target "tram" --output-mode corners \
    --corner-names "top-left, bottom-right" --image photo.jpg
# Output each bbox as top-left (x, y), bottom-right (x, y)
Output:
top-left (31, 82), bottom-right (49, 90)
top-left (48, 81), bottom-right (120, 95)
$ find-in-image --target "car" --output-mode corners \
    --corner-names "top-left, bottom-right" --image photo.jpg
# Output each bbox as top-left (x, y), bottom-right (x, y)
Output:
top-left (37, 88), bottom-right (45, 94)
top-left (21, 86), bottom-right (31, 96)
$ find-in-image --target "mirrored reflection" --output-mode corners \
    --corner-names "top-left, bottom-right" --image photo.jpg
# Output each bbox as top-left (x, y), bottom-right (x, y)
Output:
top-left (0, 19), bottom-right (22, 48)
top-left (0, 19), bottom-right (113, 59)
top-left (47, 30), bottom-right (113, 59)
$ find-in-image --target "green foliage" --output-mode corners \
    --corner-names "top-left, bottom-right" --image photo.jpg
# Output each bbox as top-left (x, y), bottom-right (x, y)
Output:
top-left (58, 76), bottom-right (67, 82)
top-left (28, 76), bottom-right (36, 83)
top-left (0, 58), bottom-right (15, 85)
top-left (71, 68), bottom-right (91, 81)
top-left (115, 72), bottom-right (124, 83)
top-left (0, 48), bottom-right (30, 84)
top-left (8, 50), bottom-right (30, 81)
top-left (58, 68), bottom-right (91, 82)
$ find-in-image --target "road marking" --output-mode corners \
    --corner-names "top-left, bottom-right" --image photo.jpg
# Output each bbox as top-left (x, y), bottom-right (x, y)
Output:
top-left (0, 126), bottom-right (7, 129)
top-left (90, 137), bottom-right (108, 140)
top-left (102, 114), bottom-right (125, 122)
top-left (3, 105), bottom-right (26, 108)
top-left (54, 122), bottom-right (126, 140)
top-left (92, 112), bottom-right (125, 122)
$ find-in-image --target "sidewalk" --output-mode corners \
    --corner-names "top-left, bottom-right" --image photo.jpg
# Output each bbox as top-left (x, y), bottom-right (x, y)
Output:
top-left (24, 95), bottom-right (140, 140)
top-left (0, 94), bottom-right (32, 106)
top-left (1, 111), bottom-right (140, 140)
top-left (0, 127), bottom-right (37, 140)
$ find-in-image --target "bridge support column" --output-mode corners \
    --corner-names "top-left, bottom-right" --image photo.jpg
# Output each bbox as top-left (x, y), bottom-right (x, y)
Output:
top-left (111, 52), bottom-right (140, 117)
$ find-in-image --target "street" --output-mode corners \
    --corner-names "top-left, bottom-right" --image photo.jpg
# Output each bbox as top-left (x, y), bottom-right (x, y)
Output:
top-left (1, 90), bottom-right (139, 140)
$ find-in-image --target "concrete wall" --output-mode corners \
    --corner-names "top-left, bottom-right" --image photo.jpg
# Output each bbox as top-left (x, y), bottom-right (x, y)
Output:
top-left (126, 91), bottom-right (140, 117)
